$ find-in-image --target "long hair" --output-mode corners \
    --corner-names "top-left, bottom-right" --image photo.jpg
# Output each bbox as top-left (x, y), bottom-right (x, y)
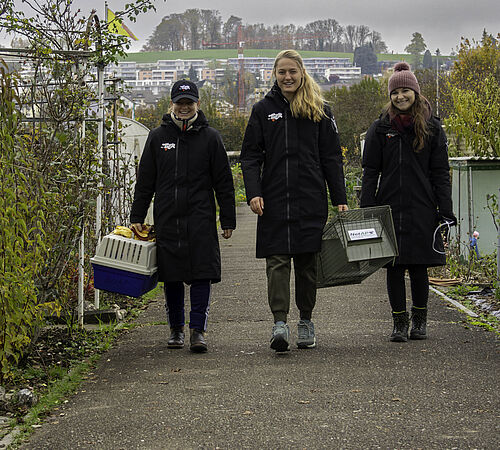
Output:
top-left (383, 93), bottom-right (431, 152)
top-left (272, 49), bottom-right (325, 122)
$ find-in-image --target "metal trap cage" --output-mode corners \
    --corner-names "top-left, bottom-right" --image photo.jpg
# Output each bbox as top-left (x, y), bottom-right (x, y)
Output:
top-left (316, 206), bottom-right (398, 288)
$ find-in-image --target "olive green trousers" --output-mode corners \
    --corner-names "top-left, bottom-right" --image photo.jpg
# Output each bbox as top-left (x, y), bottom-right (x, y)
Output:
top-left (265, 253), bottom-right (317, 323)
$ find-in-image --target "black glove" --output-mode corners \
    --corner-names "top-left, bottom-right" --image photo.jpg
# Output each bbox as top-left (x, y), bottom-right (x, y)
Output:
top-left (439, 212), bottom-right (457, 226)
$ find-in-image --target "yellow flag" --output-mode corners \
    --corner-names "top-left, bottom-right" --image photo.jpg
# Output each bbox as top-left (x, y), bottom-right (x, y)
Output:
top-left (107, 8), bottom-right (138, 41)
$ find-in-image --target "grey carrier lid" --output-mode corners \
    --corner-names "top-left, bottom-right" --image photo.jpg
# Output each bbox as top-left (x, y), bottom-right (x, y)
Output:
top-left (91, 234), bottom-right (157, 276)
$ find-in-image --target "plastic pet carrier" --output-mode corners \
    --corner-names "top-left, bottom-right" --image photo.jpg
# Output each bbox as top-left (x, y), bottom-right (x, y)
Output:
top-left (316, 206), bottom-right (398, 288)
top-left (91, 234), bottom-right (158, 297)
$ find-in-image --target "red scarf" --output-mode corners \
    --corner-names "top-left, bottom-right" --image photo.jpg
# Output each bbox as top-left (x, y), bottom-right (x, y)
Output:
top-left (391, 114), bottom-right (414, 134)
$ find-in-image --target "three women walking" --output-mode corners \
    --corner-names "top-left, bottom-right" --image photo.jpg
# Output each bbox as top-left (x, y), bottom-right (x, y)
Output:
top-left (131, 56), bottom-right (456, 352)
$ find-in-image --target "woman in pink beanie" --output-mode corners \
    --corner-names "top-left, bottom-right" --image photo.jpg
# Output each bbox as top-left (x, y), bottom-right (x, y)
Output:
top-left (360, 62), bottom-right (456, 342)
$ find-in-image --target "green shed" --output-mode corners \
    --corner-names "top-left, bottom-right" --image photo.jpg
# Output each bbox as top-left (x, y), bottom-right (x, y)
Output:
top-left (449, 157), bottom-right (500, 257)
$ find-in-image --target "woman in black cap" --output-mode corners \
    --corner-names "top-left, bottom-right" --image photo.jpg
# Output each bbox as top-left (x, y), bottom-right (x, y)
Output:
top-left (361, 63), bottom-right (456, 342)
top-left (131, 79), bottom-right (236, 353)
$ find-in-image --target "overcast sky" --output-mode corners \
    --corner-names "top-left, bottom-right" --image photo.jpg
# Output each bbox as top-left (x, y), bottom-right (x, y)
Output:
top-left (2, 0), bottom-right (499, 55)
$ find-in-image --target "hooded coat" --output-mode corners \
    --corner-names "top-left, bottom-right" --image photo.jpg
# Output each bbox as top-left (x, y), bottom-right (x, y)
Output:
top-left (130, 110), bottom-right (236, 283)
top-left (360, 113), bottom-right (452, 266)
top-left (240, 83), bottom-right (347, 258)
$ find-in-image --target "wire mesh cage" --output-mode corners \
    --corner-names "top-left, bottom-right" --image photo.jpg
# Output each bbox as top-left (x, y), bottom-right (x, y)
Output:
top-left (316, 206), bottom-right (398, 288)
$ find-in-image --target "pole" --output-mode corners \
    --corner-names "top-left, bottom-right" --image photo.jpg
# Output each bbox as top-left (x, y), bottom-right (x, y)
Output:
top-left (78, 230), bottom-right (85, 327)
top-left (78, 121), bottom-right (86, 327)
top-left (436, 48), bottom-right (440, 117)
top-left (95, 61), bottom-right (104, 310)
top-left (497, 187), bottom-right (499, 282)
top-left (93, 3), bottom-right (108, 310)
top-left (237, 25), bottom-right (245, 112)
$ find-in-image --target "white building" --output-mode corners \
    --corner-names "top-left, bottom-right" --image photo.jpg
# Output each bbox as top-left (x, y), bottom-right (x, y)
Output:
top-left (325, 66), bottom-right (362, 81)
top-left (226, 56), bottom-right (353, 78)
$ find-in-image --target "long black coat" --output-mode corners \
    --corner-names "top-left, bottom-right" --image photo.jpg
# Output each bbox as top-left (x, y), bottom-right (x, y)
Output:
top-left (130, 111), bottom-right (236, 283)
top-left (240, 84), bottom-right (347, 258)
top-left (360, 114), bottom-right (452, 266)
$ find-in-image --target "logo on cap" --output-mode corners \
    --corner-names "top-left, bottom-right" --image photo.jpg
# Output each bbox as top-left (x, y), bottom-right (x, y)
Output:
top-left (179, 85), bottom-right (191, 91)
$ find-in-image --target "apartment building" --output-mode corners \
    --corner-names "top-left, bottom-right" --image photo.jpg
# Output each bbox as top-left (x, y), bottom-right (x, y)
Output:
top-left (325, 65), bottom-right (362, 81)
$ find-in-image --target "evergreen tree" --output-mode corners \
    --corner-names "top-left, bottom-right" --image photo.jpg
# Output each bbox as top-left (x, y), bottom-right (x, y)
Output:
top-left (188, 64), bottom-right (198, 81)
top-left (405, 32), bottom-right (427, 68)
top-left (422, 49), bottom-right (433, 69)
top-left (353, 44), bottom-right (378, 74)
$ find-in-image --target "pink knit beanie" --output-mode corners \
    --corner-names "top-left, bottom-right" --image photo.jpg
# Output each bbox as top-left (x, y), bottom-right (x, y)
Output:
top-left (388, 62), bottom-right (420, 95)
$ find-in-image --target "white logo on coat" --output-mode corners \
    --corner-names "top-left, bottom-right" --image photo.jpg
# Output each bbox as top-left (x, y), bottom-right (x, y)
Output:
top-left (267, 112), bottom-right (283, 121)
top-left (161, 142), bottom-right (176, 151)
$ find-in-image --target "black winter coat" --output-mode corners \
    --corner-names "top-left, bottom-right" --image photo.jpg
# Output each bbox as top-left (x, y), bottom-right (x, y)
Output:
top-left (130, 111), bottom-right (236, 283)
top-left (240, 84), bottom-right (347, 258)
top-left (360, 114), bottom-right (452, 266)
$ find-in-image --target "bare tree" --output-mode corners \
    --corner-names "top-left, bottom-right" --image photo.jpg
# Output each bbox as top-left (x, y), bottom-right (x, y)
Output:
top-left (200, 9), bottom-right (221, 45)
top-left (222, 15), bottom-right (242, 44)
top-left (370, 30), bottom-right (388, 53)
top-left (344, 25), bottom-right (356, 52)
top-left (184, 9), bottom-right (201, 50)
top-left (355, 25), bottom-right (371, 48)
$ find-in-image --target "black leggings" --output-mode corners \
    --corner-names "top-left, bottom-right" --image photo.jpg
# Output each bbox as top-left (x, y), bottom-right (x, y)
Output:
top-left (386, 265), bottom-right (429, 312)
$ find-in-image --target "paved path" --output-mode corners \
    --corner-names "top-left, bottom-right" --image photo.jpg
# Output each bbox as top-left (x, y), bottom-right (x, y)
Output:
top-left (22, 206), bottom-right (499, 449)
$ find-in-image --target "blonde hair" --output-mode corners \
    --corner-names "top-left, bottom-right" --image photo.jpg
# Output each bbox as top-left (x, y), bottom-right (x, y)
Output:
top-left (384, 94), bottom-right (430, 152)
top-left (272, 50), bottom-right (326, 122)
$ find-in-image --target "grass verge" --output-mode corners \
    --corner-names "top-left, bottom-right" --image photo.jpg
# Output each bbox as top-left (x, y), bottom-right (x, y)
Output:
top-left (4, 283), bottom-right (164, 448)
top-left (441, 285), bottom-right (500, 334)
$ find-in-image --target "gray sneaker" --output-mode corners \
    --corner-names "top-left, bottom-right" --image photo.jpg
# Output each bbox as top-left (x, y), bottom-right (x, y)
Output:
top-left (270, 321), bottom-right (290, 352)
top-left (297, 319), bottom-right (316, 348)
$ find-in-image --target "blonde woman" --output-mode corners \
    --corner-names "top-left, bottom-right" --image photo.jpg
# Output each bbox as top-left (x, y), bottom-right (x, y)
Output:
top-left (240, 50), bottom-right (347, 352)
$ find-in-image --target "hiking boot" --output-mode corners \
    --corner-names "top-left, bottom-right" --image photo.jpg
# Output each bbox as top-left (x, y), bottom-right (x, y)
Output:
top-left (410, 307), bottom-right (427, 340)
top-left (296, 319), bottom-right (316, 349)
top-left (190, 329), bottom-right (208, 353)
top-left (270, 321), bottom-right (290, 352)
top-left (167, 327), bottom-right (185, 349)
top-left (390, 311), bottom-right (409, 342)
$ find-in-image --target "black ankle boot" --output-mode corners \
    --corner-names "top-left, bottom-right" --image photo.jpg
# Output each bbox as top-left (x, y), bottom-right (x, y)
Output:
top-left (410, 307), bottom-right (427, 340)
top-left (167, 327), bottom-right (185, 349)
top-left (190, 329), bottom-right (208, 353)
top-left (390, 312), bottom-right (409, 342)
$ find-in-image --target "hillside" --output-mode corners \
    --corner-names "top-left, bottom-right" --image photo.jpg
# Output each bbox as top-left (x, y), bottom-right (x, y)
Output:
top-left (119, 49), bottom-right (410, 63)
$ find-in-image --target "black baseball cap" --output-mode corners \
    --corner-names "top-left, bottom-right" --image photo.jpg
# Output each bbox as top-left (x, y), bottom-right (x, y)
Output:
top-left (171, 79), bottom-right (199, 103)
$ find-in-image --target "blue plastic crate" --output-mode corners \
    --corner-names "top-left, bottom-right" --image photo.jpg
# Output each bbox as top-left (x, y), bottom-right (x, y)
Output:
top-left (92, 263), bottom-right (158, 298)
top-left (91, 233), bottom-right (158, 298)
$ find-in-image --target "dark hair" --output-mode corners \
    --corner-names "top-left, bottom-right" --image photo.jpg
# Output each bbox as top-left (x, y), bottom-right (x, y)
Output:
top-left (383, 93), bottom-right (430, 152)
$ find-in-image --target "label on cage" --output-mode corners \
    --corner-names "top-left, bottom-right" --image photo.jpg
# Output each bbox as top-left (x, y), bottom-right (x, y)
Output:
top-left (347, 228), bottom-right (378, 241)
